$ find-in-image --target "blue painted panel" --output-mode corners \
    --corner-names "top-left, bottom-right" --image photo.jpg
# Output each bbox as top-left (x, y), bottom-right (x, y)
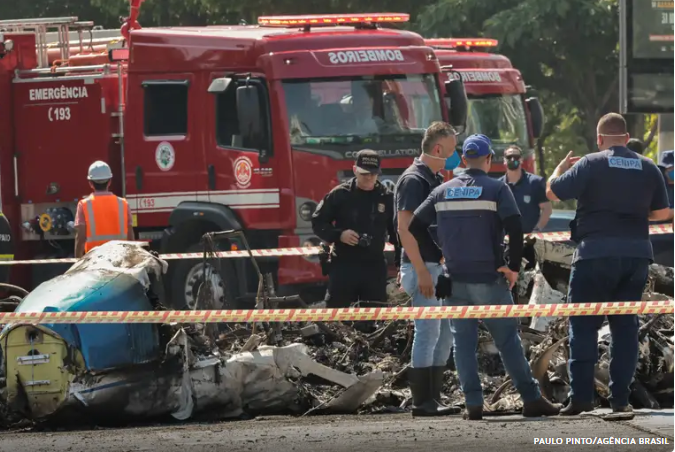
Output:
top-left (6, 270), bottom-right (160, 371)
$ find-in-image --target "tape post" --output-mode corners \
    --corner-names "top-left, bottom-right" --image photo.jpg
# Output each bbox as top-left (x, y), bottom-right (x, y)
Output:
top-left (0, 301), bottom-right (672, 324)
top-left (0, 223), bottom-right (671, 266)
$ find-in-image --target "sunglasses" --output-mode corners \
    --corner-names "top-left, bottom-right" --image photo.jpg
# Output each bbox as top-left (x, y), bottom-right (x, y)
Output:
top-left (505, 155), bottom-right (521, 161)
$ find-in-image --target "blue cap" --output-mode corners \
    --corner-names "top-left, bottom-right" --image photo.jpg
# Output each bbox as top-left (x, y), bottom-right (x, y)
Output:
top-left (658, 150), bottom-right (673, 168)
top-left (462, 134), bottom-right (494, 158)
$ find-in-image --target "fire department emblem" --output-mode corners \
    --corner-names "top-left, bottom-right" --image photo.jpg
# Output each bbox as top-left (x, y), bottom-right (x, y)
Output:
top-left (155, 142), bottom-right (175, 171)
top-left (234, 156), bottom-right (253, 188)
top-left (523, 195), bottom-right (532, 204)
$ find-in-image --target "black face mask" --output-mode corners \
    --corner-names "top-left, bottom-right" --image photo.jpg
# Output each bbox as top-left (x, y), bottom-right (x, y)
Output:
top-left (506, 158), bottom-right (521, 170)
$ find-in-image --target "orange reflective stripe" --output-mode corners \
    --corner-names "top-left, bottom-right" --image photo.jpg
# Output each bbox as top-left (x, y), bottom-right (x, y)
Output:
top-left (83, 194), bottom-right (129, 253)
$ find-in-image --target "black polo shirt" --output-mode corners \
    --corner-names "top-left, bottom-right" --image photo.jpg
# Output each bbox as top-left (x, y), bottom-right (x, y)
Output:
top-left (394, 158), bottom-right (444, 265)
top-left (499, 171), bottom-right (547, 233)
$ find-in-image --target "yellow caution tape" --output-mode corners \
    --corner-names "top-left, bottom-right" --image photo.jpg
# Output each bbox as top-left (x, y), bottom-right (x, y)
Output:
top-left (0, 301), bottom-right (671, 324)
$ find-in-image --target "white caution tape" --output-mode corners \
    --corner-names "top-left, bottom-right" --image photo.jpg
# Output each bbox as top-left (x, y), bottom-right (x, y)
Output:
top-left (0, 223), bottom-right (671, 266)
top-left (0, 300), bottom-right (672, 324)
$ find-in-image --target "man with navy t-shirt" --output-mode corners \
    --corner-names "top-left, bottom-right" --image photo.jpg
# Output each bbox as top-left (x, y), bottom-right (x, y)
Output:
top-left (395, 121), bottom-right (461, 417)
top-left (546, 113), bottom-right (672, 418)
top-left (408, 134), bottom-right (561, 420)
top-left (499, 145), bottom-right (552, 277)
top-left (500, 145), bottom-right (552, 236)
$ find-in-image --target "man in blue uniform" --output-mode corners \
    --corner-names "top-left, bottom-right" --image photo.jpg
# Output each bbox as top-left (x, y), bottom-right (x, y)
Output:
top-left (499, 145), bottom-right (552, 273)
top-left (500, 145), bottom-right (552, 235)
top-left (395, 121), bottom-right (461, 417)
top-left (408, 134), bottom-right (561, 420)
top-left (546, 113), bottom-right (672, 417)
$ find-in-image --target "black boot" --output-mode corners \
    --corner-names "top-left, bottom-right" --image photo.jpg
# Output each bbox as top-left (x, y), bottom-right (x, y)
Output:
top-left (430, 366), bottom-right (461, 415)
top-left (463, 405), bottom-right (483, 420)
top-left (560, 400), bottom-right (595, 416)
top-left (522, 397), bottom-right (562, 417)
top-left (408, 367), bottom-right (444, 417)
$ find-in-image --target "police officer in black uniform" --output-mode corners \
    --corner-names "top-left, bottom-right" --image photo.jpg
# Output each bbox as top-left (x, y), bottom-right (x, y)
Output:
top-left (546, 113), bottom-right (672, 417)
top-left (311, 150), bottom-right (400, 308)
top-left (408, 134), bottom-right (561, 420)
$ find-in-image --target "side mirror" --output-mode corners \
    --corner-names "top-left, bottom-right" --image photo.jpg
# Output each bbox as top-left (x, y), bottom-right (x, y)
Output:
top-left (444, 76), bottom-right (468, 130)
top-left (526, 97), bottom-right (545, 139)
top-left (236, 85), bottom-right (265, 151)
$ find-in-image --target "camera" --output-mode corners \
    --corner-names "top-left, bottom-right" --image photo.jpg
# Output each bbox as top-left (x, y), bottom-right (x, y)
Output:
top-left (357, 233), bottom-right (372, 248)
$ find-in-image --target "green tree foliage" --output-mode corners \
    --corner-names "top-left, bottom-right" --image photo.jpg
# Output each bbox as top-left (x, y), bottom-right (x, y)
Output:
top-left (0, 0), bottom-right (118, 27)
top-left (416, 0), bottom-right (622, 158)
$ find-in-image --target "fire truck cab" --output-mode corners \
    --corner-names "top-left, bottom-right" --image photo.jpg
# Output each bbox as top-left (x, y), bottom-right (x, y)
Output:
top-left (0, 14), bottom-right (468, 308)
top-left (426, 39), bottom-right (545, 177)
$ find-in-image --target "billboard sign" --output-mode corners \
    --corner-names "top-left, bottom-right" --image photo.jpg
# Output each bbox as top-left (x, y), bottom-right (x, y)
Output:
top-left (620, 0), bottom-right (674, 114)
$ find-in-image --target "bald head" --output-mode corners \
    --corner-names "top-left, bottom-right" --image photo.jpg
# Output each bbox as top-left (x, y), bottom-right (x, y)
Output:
top-left (596, 113), bottom-right (629, 150)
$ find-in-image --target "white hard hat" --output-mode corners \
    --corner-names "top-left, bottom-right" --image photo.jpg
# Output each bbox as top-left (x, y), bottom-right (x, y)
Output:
top-left (87, 161), bottom-right (113, 181)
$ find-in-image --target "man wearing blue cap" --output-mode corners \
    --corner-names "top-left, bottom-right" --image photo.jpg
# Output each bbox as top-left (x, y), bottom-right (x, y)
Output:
top-left (407, 133), bottom-right (561, 420)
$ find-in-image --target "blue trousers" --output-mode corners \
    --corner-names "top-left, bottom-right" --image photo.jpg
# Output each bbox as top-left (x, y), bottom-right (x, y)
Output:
top-left (447, 278), bottom-right (541, 406)
top-left (400, 262), bottom-right (453, 368)
top-left (567, 257), bottom-right (649, 408)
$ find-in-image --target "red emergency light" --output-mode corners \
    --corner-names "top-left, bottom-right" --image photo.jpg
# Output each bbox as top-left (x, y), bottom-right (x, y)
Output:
top-left (257, 13), bottom-right (410, 27)
top-left (425, 38), bottom-right (499, 49)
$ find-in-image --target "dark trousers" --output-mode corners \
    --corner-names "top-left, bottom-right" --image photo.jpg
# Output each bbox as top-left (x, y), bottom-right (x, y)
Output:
top-left (567, 257), bottom-right (649, 408)
top-left (325, 259), bottom-right (388, 308)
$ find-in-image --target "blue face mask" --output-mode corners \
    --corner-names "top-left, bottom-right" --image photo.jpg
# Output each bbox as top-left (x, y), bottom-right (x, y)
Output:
top-left (668, 169), bottom-right (674, 181)
top-left (444, 151), bottom-right (461, 171)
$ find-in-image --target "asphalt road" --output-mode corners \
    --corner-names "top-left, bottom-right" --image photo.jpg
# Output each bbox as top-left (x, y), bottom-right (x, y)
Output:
top-left (1, 413), bottom-right (673, 452)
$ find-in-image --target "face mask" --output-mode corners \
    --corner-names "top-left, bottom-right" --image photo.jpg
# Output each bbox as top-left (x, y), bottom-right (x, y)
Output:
top-left (506, 159), bottom-right (521, 170)
top-left (668, 170), bottom-right (674, 181)
top-left (444, 151), bottom-right (461, 171)
top-left (428, 146), bottom-right (461, 171)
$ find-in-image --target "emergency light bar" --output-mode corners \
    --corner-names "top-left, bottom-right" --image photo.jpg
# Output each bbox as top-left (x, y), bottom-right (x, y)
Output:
top-left (257, 13), bottom-right (410, 27)
top-left (425, 38), bottom-right (499, 49)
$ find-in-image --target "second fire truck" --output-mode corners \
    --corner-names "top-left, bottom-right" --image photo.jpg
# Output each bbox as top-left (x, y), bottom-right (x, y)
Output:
top-left (426, 38), bottom-right (544, 176)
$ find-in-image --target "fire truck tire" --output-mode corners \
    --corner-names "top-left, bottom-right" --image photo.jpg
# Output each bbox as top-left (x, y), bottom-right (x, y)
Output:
top-left (167, 242), bottom-right (240, 310)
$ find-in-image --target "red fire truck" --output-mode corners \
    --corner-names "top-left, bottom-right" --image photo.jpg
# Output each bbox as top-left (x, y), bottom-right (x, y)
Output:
top-left (425, 38), bottom-right (544, 176)
top-left (0, 11), bottom-right (468, 308)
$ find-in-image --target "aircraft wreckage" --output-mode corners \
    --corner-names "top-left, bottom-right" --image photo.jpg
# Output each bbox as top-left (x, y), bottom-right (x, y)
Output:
top-left (0, 234), bottom-right (672, 427)
top-left (0, 235), bottom-right (384, 425)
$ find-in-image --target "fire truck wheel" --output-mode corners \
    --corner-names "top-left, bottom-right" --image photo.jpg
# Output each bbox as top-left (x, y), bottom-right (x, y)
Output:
top-left (168, 243), bottom-right (238, 310)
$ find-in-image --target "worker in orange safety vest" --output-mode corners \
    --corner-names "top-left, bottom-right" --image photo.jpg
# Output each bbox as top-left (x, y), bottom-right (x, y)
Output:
top-left (74, 161), bottom-right (134, 258)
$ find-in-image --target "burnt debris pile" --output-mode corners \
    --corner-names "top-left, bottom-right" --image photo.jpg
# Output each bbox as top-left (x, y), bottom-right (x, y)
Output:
top-left (0, 238), bottom-right (673, 429)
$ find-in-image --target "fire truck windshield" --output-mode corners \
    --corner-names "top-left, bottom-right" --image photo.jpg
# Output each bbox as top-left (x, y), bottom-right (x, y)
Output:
top-left (458, 94), bottom-right (529, 153)
top-left (282, 74), bottom-right (442, 151)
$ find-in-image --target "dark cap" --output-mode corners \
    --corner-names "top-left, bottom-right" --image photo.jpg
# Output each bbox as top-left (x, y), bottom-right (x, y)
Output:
top-left (355, 149), bottom-right (381, 175)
